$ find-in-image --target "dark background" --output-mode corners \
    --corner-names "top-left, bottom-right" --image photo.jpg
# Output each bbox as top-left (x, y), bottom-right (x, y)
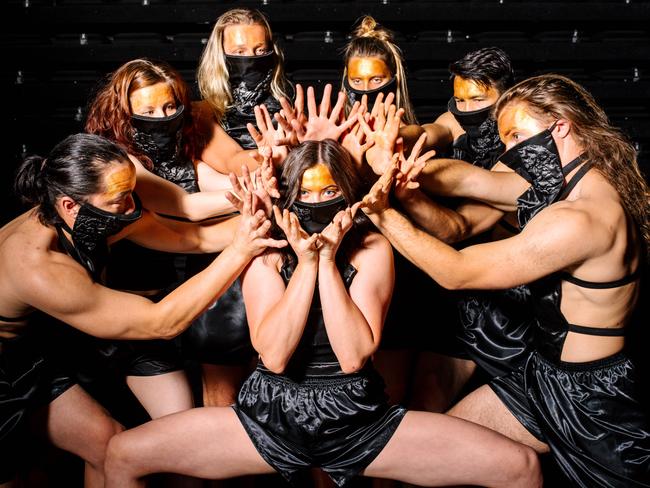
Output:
top-left (3, 0), bottom-right (650, 224)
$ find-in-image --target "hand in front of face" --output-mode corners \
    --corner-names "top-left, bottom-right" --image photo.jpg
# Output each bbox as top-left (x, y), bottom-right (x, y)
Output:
top-left (291, 84), bottom-right (358, 143)
top-left (247, 104), bottom-right (289, 167)
top-left (394, 133), bottom-right (437, 201)
top-left (231, 191), bottom-right (287, 259)
top-left (317, 203), bottom-right (361, 263)
top-left (361, 154), bottom-right (399, 216)
top-left (226, 164), bottom-right (273, 217)
top-left (340, 99), bottom-right (374, 169)
top-left (274, 83), bottom-right (305, 148)
top-left (358, 94), bottom-right (404, 176)
top-left (273, 206), bottom-right (320, 264)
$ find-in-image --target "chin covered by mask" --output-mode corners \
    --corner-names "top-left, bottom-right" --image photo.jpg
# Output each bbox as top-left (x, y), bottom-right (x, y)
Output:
top-left (226, 53), bottom-right (275, 110)
top-left (131, 105), bottom-right (185, 164)
top-left (448, 98), bottom-right (503, 169)
top-left (344, 77), bottom-right (397, 108)
top-left (57, 194), bottom-right (143, 279)
top-left (291, 196), bottom-right (347, 234)
top-left (499, 121), bottom-right (578, 227)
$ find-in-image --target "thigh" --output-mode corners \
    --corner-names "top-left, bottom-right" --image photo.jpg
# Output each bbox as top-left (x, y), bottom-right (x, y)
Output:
top-left (39, 384), bottom-right (123, 460)
top-left (127, 370), bottom-right (194, 418)
top-left (447, 384), bottom-right (549, 453)
top-left (201, 363), bottom-right (249, 407)
top-left (363, 410), bottom-right (540, 487)
top-left (112, 407), bottom-right (275, 480)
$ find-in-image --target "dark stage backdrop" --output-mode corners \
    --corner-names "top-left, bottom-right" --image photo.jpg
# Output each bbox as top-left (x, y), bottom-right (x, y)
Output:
top-left (3, 1), bottom-right (650, 223)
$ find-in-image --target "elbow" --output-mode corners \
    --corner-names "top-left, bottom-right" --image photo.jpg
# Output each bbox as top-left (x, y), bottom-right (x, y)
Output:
top-left (338, 353), bottom-right (371, 374)
top-left (259, 354), bottom-right (288, 374)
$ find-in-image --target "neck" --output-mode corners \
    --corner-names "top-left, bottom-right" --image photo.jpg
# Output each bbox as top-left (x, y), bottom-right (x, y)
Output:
top-left (558, 137), bottom-right (583, 170)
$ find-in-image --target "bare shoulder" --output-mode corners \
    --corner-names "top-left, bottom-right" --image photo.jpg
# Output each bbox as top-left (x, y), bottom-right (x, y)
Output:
top-left (435, 111), bottom-right (463, 138)
top-left (350, 232), bottom-right (393, 269)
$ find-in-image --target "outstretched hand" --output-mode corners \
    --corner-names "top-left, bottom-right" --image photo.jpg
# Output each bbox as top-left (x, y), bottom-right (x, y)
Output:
top-left (360, 154), bottom-right (400, 216)
top-left (394, 133), bottom-right (437, 201)
top-left (231, 190), bottom-right (287, 259)
top-left (358, 95), bottom-right (404, 175)
top-left (247, 104), bottom-right (289, 166)
top-left (226, 164), bottom-right (274, 217)
top-left (272, 205), bottom-right (320, 264)
top-left (317, 203), bottom-right (361, 262)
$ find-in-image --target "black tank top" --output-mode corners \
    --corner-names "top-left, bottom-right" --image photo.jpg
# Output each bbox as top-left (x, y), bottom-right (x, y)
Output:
top-left (524, 159), bottom-right (642, 361)
top-left (275, 255), bottom-right (357, 378)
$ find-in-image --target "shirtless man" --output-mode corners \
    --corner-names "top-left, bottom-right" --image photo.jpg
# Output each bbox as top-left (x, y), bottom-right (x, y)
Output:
top-left (362, 74), bottom-right (650, 487)
top-left (0, 133), bottom-right (284, 486)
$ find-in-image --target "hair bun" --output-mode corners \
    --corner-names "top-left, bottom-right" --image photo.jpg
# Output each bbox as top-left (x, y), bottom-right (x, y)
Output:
top-left (353, 16), bottom-right (393, 43)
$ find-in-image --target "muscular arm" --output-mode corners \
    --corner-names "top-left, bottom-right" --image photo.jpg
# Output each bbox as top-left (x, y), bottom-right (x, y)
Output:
top-left (366, 204), bottom-right (597, 290)
top-left (16, 244), bottom-right (252, 340)
top-left (318, 234), bottom-right (394, 373)
top-left (421, 111), bottom-right (456, 151)
top-left (241, 254), bottom-right (318, 373)
top-left (130, 155), bottom-right (236, 220)
top-left (114, 210), bottom-right (239, 254)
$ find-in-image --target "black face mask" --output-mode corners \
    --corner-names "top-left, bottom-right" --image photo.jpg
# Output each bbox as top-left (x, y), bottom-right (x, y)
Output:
top-left (448, 97), bottom-right (493, 139)
top-left (344, 77), bottom-right (397, 108)
top-left (291, 196), bottom-right (347, 234)
top-left (499, 121), bottom-right (574, 228)
top-left (226, 53), bottom-right (275, 111)
top-left (131, 105), bottom-right (185, 165)
top-left (58, 194), bottom-right (143, 278)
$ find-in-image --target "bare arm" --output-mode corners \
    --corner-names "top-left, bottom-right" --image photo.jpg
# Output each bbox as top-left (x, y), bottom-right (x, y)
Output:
top-left (16, 203), bottom-right (284, 340)
top-left (318, 233), bottom-right (393, 373)
top-left (130, 155), bottom-right (236, 220)
top-left (113, 210), bottom-right (240, 254)
top-left (193, 160), bottom-right (236, 192)
top-left (421, 111), bottom-right (456, 151)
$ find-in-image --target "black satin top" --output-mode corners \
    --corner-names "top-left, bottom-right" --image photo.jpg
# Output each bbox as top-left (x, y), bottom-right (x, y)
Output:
top-left (452, 117), bottom-right (504, 170)
top-left (274, 255), bottom-right (357, 379)
top-left (524, 161), bottom-right (641, 362)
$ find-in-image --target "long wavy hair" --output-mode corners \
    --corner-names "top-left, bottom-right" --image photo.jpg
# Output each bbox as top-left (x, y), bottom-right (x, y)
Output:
top-left (495, 74), bottom-right (649, 255)
top-left (341, 16), bottom-right (417, 125)
top-left (272, 139), bottom-right (371, 266)
top-left (85, 58), bottom-right (197, 171)
top-left (197, 8), bottom-right (291, 122)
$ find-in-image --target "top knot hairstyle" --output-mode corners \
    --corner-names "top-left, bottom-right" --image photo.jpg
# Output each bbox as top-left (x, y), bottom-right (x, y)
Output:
top-left (14, 134), bottom-right (131, 226)
top-left (449, 46), bottom-right (515, 94)
top-left (342, 16), bottom-right (417, 125)
top-left (495, 74), bottom-right (649, 255)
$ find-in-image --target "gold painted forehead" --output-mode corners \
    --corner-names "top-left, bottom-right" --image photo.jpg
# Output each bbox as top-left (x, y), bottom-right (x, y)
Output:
top-left (453, 77), bottom-right (498, 99)
top-left (347, 57), bottom-right (392, 78)
top-left (301, 163), bottom-right (336, 189)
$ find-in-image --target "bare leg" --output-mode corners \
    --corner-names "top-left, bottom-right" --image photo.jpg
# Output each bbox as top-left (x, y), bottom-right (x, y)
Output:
top-left (201, 364), bottom-right (249, 407)
top-left (448, 384), bottom-right (550, 453)
top-left (39, 384), bottom-right (124, 488)
top-left (106, 407), bottom-right (275, 488)
top-left (410, 353), bottom-right (476, 412)
top-left (373, 350), bottom-right (415, 405)
top-left (363, 411), bottom-right (542, 487)
top-left (127, 370), bottom-right (194, 419)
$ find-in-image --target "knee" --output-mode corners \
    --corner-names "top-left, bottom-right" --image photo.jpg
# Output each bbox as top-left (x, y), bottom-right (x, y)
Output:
top-left (509, 446), bottom-right (542, 488)
top-left (105, 430), bottom-right (136, 476)
top-left (84, 416), bottom-right (125, 469)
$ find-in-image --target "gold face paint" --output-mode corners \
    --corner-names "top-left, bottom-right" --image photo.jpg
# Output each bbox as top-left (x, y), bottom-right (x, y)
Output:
top-left (88, 163), bottom-right (137, 214)
top-left (453, 76), bottom-right (500, 112)
top-left (299, 164), bottom-right (341, 203)
top-left (497, 102), bottom-right (547, 150)
top-left (223, 24), bottom-right (270, 56)
top-left (347, 57), bottom-right (392, 91)
top-left (129, 82), bottom-right (177, 118)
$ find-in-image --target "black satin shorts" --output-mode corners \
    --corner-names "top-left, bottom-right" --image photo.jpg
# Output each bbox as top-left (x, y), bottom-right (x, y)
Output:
top-left (0, 332), bottom-right (76, 483)
top-left (490, 351), bottom-right (650, 487)
top-left (458, 285), bottom-right (534, 378)
top-left (232, 363), bottom-right (406, 486)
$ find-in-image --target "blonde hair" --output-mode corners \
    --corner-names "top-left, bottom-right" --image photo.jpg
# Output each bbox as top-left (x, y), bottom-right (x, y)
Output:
top-left (197, 8), bottom-right (291, 122)
top-left (342, 16), bottom-right (417, 124)
top-left (496, 74), bottom-right (649, 254)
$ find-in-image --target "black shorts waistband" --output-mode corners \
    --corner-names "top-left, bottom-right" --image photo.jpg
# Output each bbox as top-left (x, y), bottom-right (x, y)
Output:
top-left (535, 351), bottom-right (630, 372)
top-left (255, 361), bottom-right (374, 385)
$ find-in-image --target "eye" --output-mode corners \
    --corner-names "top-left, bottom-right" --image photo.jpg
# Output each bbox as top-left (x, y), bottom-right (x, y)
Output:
top-left (323, 188), bottom-right (339, 196)
top-left (371, 76), bottom-right (385, 83)
top-left (299, 189), bottom-right (309, 196)
top-left (255, 47), bottom-right (270, 55)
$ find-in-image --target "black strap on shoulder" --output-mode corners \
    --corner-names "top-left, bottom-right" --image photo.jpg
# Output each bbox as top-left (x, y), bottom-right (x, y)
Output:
top-left (498, 219), bottom-right (520, 235)
top-left (0, 312), bottom-right (32, 322)
top-left (562, 266), bottom-right (642, 289)
top-left (561, 155), bottom-right (584, 177)
top-left (568, 323), bottom-right (626, 336)
top-left (559, 160), bottom-right (593, 201)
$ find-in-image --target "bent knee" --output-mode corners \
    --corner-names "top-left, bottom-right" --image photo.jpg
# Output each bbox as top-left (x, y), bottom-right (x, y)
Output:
top-left (509, 446), bottom-right (542, 488)
top-left (105, 430), bottom-right (137, 473)
top-left (84, 417), bottom-right (124, 468)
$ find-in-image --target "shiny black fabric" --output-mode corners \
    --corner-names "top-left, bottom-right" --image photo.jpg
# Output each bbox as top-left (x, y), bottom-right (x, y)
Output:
top-left (491, 352), bottom-right (650, 487)
top-left (0, 319), bottom-right (76, 482)
top-left (291, 196), bottom-right (348, 235)
top-left (233, 363), bottom-right (406, 486)
top-left (179, 274), bottom-right (255, 365)
top-left (223, 94), bottom-right (281, 149)
top-left (458, 285), bottom-right (535, 378)
top-left (278, 256), bottom-right (358, 377)
top-left (344, 77), bottom-right (398, 109)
